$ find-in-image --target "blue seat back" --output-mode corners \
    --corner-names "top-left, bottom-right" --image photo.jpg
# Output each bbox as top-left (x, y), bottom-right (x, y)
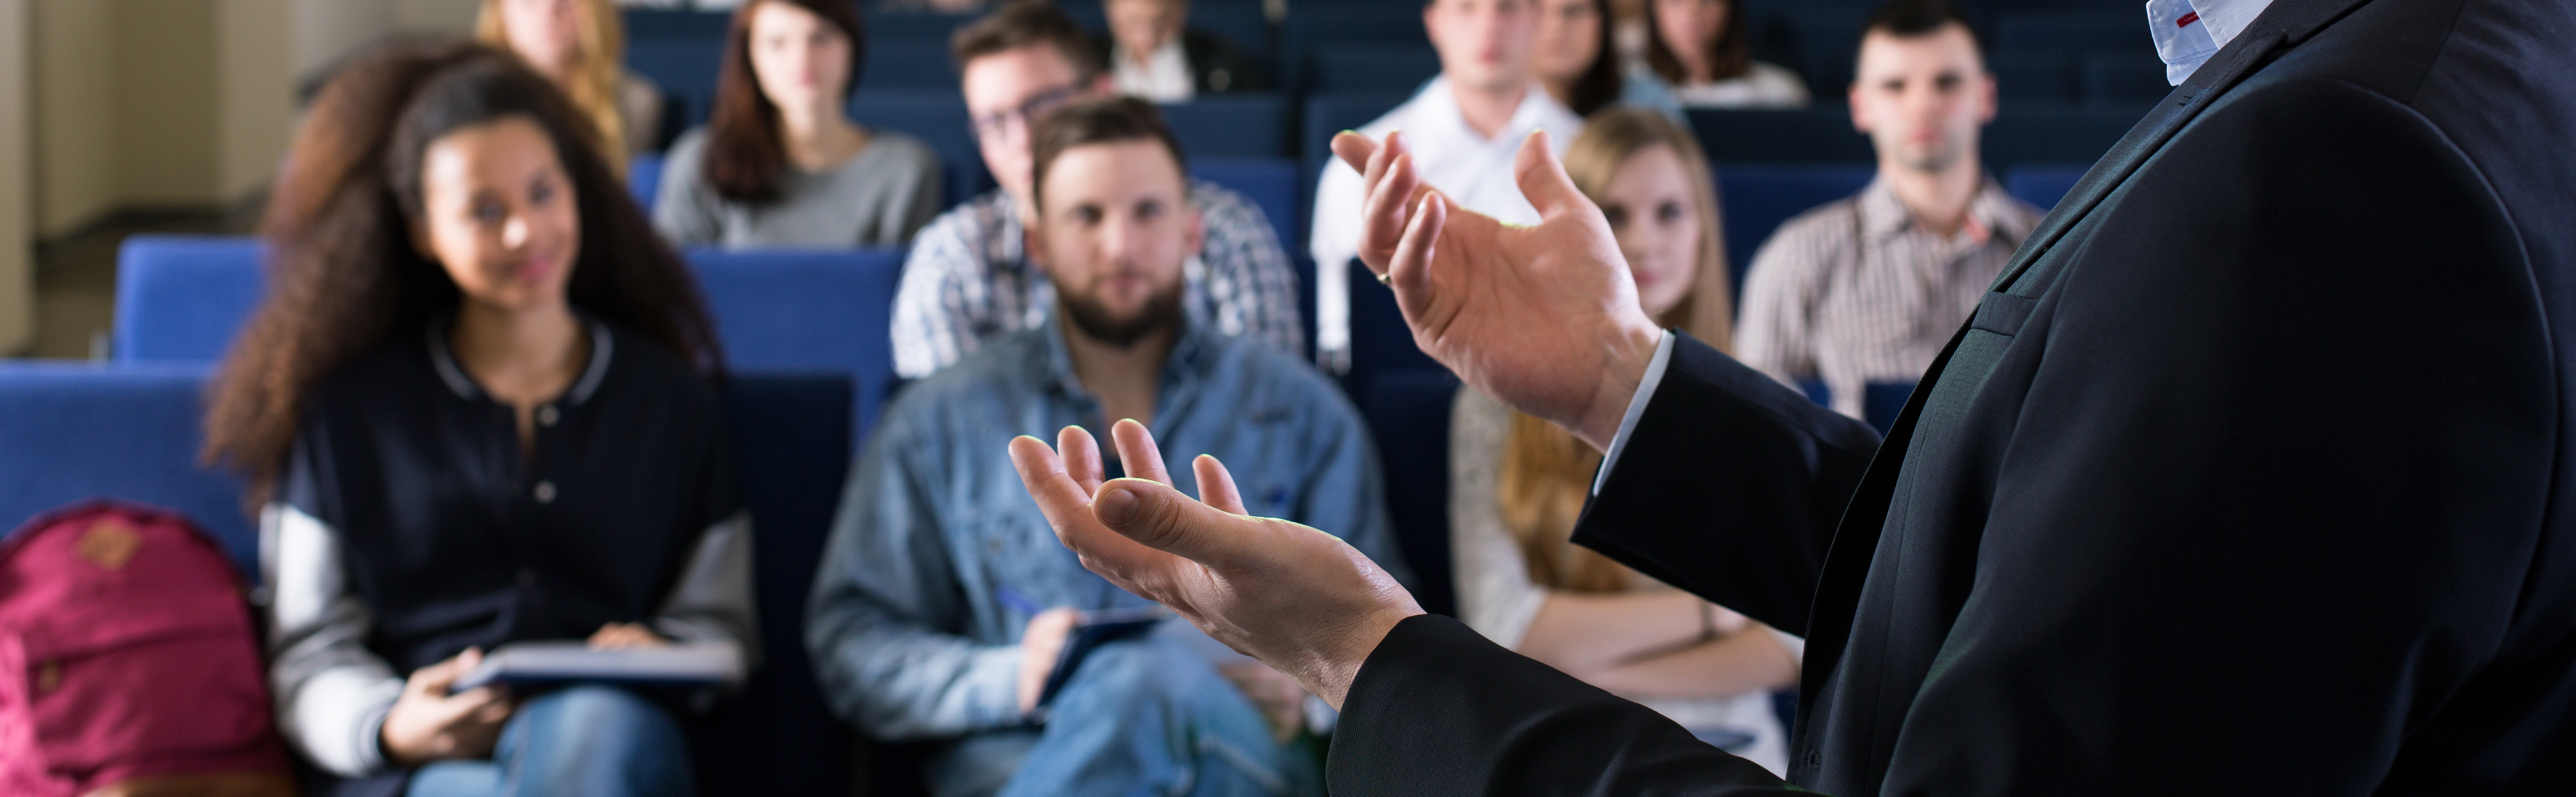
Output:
top-left (1280, 5), bottom-right (1426, 94)
top-left (1712, 163), bottom-right (1876, 302)
top-left (622, 9), bottom-right (732, 41)
top-left (860, 41), bottom-right (955, 90)
top-left (1987, 48), bottom-right (2076, 101)
top-left (696, 373), bottom-right (856, 797)
top-left (1306, 43), bottom-right (1439, 93)
top-left (685, 248), bottom-right (905, 445)
top-left (1981, 102), bottom-right (2153, 173)
top-left (1342, 259), bottom-right (1445, 404)
top-left (1686, 107), bottom-right (1874, 163)
top-left (1163, 94), bottom-right (1288, 159)
top-left (0, 363), bottom-right (253, 577)
top-left (2005, 163), bottom-right (2091, 212)
top-left (847, 90), bottom-right (990, 205)
top-left (1994, 10), bottom-right (2142, 50)
top-left (1300, 91), bottom-right (1412, 240)
top-left (627, 38), bottom-right (728, 127)
top-left (114, 236), bottom-right (267, 364)
top-left (1360, 370), bottom-right (1459, 618)
top-left (2080, 48), bottom-right (2172, 102)
top-left (1189, 158), bottom-right (1297, 251)
top-left (631, 154), bottom-right (665, 213)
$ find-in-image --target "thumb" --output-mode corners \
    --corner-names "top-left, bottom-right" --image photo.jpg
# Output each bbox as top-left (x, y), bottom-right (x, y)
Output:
top-left (1093, 477), bottom-right (1273, 570)
top-left (1513, 129), bottom-right (1584, 217)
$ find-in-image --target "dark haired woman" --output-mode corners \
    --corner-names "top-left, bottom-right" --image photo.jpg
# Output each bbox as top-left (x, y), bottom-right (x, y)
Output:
top-left (653, 0), bottom-right (942, 248)
top-left (208, 43), bottom-right (747, 797)
top-left (1650, 0), bottom-right (1808, 108)
top-left (1532, 0), bottom-right (1684, 118)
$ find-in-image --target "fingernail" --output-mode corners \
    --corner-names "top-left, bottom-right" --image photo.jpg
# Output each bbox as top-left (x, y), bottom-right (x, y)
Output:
top-left (1097, 486), bottom-right (1141, 526)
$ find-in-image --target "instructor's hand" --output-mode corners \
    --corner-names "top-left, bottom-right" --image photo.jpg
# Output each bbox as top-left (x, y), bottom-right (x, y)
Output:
top-left (1008, 420), bottom-right (1423, 709)
top-left (1330, 129), bottom-right (1663, 449)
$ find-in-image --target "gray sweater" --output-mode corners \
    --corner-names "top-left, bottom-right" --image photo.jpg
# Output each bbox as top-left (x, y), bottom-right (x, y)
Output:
top-left (654, 126), bottom-right (943, 248)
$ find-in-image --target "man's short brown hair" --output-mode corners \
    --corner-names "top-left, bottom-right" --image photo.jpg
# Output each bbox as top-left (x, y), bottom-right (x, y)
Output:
top-left (1029, 96), bottom-right (1188, 210)
top-left (950, 0), bottom-right (1102, 82)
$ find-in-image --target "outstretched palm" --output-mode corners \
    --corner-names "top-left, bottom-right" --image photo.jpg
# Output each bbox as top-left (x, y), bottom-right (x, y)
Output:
top-left (1333, 130), bottom-right (1662, 448)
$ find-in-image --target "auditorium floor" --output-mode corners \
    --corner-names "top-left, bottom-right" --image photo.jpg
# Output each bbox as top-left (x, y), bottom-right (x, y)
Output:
top-left (23, 209), bottom-right (255, 361)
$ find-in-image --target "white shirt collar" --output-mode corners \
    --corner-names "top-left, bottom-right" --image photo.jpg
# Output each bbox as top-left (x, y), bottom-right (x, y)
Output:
top-left (1112, 38), bottom-right (1195, 103)
top-left (2144, 0), bottom-right (2276, 85)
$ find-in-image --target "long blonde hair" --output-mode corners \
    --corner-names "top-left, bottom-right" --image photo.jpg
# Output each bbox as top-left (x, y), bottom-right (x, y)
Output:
top-left (477, 0), bottom-right (631, 175)
top-left (1498, 108), bottom-right (1733, 592)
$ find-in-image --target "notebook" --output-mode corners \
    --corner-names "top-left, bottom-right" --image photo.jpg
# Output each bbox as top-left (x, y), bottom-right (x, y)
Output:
top-left (450, 640), bottom-right (743, 693)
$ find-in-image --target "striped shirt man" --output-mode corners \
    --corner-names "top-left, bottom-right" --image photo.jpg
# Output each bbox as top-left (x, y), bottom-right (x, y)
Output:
top-left (890, 181), bottom-right (1305, 379)
top-left (1734, 177), bottom-right (2043, 419)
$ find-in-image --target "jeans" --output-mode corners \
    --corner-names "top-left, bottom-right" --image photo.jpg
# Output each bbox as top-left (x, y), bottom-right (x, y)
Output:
top-left (407, 686), bottom-right (694, 797)
top-left (924, 640), bottom-right (1321, 797)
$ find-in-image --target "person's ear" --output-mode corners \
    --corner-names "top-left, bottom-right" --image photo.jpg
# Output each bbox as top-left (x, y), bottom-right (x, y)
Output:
top-left (409, 217), bottom-right (438, 265)
top-left (1978, 70), bottom-right (1999, 126)
top-left (1023, 212), bottom-right (1051, 273)
top-left (1847, 79), bottom-right (1870, 134)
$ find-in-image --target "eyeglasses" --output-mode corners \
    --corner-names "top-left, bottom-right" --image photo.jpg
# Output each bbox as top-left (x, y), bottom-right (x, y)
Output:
top-left (968, 85), bottom-right (1083, 143)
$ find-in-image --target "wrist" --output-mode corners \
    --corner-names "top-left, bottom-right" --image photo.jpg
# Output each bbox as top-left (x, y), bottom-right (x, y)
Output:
top-left (1572, 322), bottom-right (1664, 451)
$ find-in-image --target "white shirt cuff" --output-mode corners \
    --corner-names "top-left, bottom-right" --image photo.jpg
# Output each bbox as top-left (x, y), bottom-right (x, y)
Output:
top-left (1593, 330), bottom-right (1677, 496)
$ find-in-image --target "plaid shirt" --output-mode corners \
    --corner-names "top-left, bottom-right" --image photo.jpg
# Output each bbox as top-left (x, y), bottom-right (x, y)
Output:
top-left (890, 181), bottom-right (1305, 379)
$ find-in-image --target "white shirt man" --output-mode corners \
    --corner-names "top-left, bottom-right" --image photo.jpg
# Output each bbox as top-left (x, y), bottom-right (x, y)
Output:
top-left (1305, 0), bottom-right (1585, 372)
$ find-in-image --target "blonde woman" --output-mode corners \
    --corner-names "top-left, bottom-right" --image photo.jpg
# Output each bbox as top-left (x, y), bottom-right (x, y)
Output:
top-left (478, 0), bottom-right (664, 166)
top-left (1449, 107), bottom-right (1800, 775)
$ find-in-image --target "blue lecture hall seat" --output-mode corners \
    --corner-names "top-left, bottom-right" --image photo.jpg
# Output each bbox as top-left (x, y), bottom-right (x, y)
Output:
top-left (627, 37), bottom-right (728, 126)
top-left (622, 9), bottom-right (731, 42)
top-left (110, 235), bottom-right (906, 448)
top-left (2005, 163), bottom-right (2091, 212)
top-left (1342, 259), bottom-right (1444, 400)
top-left (2080, 49), bottom-right (2173, 102)
top-left (1361, 370), bottom-right (1462, 618)
top-left (0, 364), bottom-right (860, 797)
top-left (1280, 4), bottom-right (1427, 95)
top-left (113, 236), bottom-right (266, 364)
top-left (845, 90), bottom-right (992, 205)
top-left (1992, 9), bottom-right (2144, 50)
top-left (0, 363), bottom-right (254, 575)
top-left (1305, 43), bottom-right (1441, 94)
top-left (1189, 158), bottom-right (1298, 250)
top-left (1711, 162), bottom-right (1877, 300)
top-left (860, 41), bottom-right (957, 90)
top-left (1161, 94), bottom-right (1289, 159)
top-left (1988, 48), bottom-right (2078, 102)
top-left (1979, 102), bottom-right (2152, 173)
top-left (630, 154), bottom-right (665, 213)
top-left (860, 11), bottom-right (979, 51)
top-left (1686, 107), bottom-right (1877, 164)
top-left (1300, 91), bottom-right (1412, 239)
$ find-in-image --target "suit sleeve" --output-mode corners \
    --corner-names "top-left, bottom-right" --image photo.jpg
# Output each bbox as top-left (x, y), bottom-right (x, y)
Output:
top-left (1572, 332), bottom-right (1882, 637)
top-left (1329, 615), bottom-right (1803, 797)
top-left (1877, 79), bottom-right (2548, 793)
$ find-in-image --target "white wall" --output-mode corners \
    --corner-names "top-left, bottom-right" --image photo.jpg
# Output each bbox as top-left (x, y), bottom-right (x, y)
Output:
top-left (0, 0), bottom-right (32, 354)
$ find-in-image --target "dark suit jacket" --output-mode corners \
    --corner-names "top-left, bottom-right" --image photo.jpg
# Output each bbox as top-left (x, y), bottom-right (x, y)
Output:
top-left (1330, 0), bottom-right (2576, 793)
top-left (1091, 30), bottom-right (1272, 95)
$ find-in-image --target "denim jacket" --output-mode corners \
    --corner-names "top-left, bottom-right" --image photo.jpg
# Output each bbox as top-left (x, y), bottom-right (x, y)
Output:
top-left (806, 311), bottom-right (1409, 740)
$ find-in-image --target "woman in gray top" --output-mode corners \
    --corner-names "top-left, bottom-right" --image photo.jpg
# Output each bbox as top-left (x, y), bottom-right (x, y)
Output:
top-left (655, 0), bottom-right (942, 248)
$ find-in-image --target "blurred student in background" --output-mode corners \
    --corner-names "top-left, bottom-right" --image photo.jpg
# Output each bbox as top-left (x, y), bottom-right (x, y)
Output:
top-left (1736, 0), bottom-right (2038, 419)
top-left (1648, 0), bottom-right (1808, 107)
top-left (655, 0), bottom-right (944, 247)
top-left (478, 0), bottom-right (663, 167)
top-left (1532, 0), bottom-right (1683, 118)
top-left (207, 44), bottom-right (751, 797)
top-left (892, 0), bottom-right (1300, 379)
top-left (1098, 0), bottom-right (1269, 102)
top-left (1447, 107), bottom-right (1801, 775)
top-left (812, 97), bottom-right (1404, 797)
top-left (1308, 0), bottom-right (1583, 372)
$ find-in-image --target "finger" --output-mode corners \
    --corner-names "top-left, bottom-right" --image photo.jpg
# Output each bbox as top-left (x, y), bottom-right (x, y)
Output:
top-left (1387, 192), bottom-right (1448, 320)
top-left (1010, 435), bottom-right (1183, 580)
top-left (1092, 477), bottom-right (1286, 572)
top-left (1058, 425), bottom-right (1107, 494)
top-left (1192, 454), bottom-right (1250, 516)
top-left (1110, 419), bottom-right (1173, 486)
top-left (1512, 129), bottom-right (1587, 219)
top-left (1329, 130), bottom-right (1381, 175)
top-left (1359, 153), bottom-right (1424, 270)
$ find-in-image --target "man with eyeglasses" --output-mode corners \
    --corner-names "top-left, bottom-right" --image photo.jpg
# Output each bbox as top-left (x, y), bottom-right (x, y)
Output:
top-left (890, 0), bottom-right (1303, 380)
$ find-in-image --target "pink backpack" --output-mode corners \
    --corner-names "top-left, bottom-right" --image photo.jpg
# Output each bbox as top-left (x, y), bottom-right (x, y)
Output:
top-left (0, 501), bottom-right (295, 797)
